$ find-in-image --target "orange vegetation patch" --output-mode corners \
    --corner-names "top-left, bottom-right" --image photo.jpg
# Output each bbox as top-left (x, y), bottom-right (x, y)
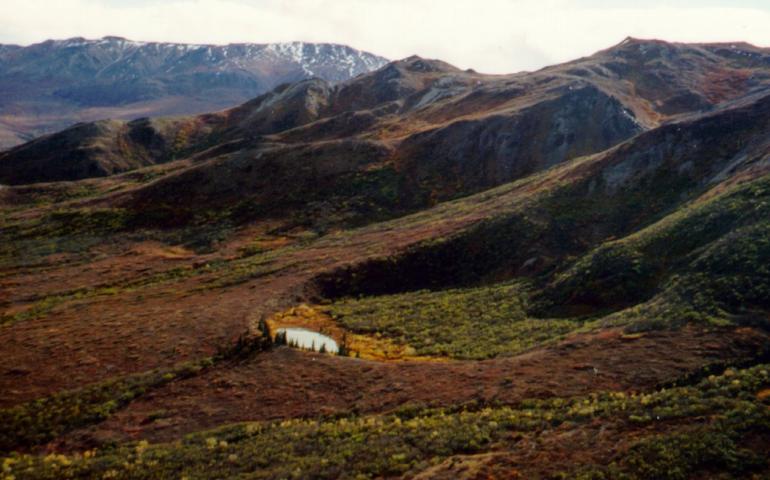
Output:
top-left (128, 242), bottom-right (195, 259)
top-left (265, 303), bottom-right (440, 361)
top-left (757, 388), bottom-right (770, 401)
top-left (701, 68), bottom-right (751, 104)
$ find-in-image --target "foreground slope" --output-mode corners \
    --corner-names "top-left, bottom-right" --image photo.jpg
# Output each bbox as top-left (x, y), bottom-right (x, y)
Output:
top-left (1, 39), bottom-right (769, 478)
top-left (5, 364), bottom-right (770, 479)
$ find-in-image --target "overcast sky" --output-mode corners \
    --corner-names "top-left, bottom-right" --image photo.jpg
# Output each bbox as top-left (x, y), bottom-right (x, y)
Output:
top-left (1, 0), bottom-right (769, 73)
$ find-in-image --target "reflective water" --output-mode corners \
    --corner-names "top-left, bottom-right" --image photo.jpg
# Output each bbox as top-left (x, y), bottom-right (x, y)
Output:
top-left (277, 327), bottom-right (339, 353)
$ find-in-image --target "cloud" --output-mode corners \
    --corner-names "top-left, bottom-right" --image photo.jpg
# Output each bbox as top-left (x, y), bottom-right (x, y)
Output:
top-left (0, 0), bottom-right (769, 73)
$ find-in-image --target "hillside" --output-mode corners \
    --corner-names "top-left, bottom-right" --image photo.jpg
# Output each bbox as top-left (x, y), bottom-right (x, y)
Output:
top-left (1, 38), bottom-right (769, 479)
top-left (0, 36), bottom-right (387, 149)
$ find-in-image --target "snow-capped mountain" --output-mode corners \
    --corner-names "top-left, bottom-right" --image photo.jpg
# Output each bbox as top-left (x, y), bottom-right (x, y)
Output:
top-left (0, 36), bottom-right (388, 148)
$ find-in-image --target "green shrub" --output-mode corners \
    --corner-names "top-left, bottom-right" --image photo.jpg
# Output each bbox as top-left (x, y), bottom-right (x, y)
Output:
top-left (328, 281), bottom-right (582, 359)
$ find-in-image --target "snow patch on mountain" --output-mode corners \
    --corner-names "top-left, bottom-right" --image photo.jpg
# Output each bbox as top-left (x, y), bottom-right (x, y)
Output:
top-left (13, 36), bottom-right (388, 87)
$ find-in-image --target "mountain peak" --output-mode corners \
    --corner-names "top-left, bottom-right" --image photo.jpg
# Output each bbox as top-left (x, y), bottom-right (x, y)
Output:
top-left (606, 36), bottom-right (676, 54)
top-left (608, 36), bottom-right (769, 56)
top-left (616, 36), bottom-right (660, 45)
top-left (395, 55), bottom-right (460, 73)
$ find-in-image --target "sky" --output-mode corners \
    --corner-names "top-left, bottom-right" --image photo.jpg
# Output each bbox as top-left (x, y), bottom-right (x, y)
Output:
top-left (1, 0), bottom-right (770, 73)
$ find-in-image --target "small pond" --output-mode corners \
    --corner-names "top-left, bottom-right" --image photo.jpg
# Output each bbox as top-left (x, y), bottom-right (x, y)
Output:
top-left (277, 327), bottom-right (339, 354)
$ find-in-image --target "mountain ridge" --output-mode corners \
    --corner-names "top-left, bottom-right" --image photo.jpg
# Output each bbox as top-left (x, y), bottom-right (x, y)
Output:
top-left (0, 35), bottom-right (388, 149)
top-left (4, 38), bottom-right (770, 223)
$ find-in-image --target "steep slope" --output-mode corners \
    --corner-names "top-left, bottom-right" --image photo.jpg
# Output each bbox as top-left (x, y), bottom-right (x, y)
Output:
top-left (314, 90), bottom-right (770, 300)
top-left (393, 83), bottom-right (641, 198)
top-left (0, 36), bottom-right (388, 149)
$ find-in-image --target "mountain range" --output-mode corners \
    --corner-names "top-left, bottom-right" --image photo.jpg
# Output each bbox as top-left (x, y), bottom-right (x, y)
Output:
top-left (0, 36), bottom-right (388, 149)
top-left (1, 37), bottom-right (770, 479)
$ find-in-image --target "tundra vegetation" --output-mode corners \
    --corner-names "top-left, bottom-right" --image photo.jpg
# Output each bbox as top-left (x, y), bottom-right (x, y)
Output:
top-left (2, 39), bottom-right (770, 479)
top-left (2, 365), bottom-right (768, 479)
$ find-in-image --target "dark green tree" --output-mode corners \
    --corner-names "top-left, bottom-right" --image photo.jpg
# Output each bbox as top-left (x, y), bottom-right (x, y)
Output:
top-left (258, 318), bottom-right (271, 341)
top-left (338, 333), bottom-right (350, 356)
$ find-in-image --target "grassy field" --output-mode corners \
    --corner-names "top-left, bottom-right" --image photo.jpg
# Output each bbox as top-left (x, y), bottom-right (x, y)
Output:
top-left (3, 363), bottom-right (767, 479)
top-left (326, 281), bottom-right (586, 359)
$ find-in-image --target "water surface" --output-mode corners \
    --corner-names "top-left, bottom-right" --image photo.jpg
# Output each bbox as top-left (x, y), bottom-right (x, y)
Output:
top-left (277, 327), bottom-right (339, 353)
